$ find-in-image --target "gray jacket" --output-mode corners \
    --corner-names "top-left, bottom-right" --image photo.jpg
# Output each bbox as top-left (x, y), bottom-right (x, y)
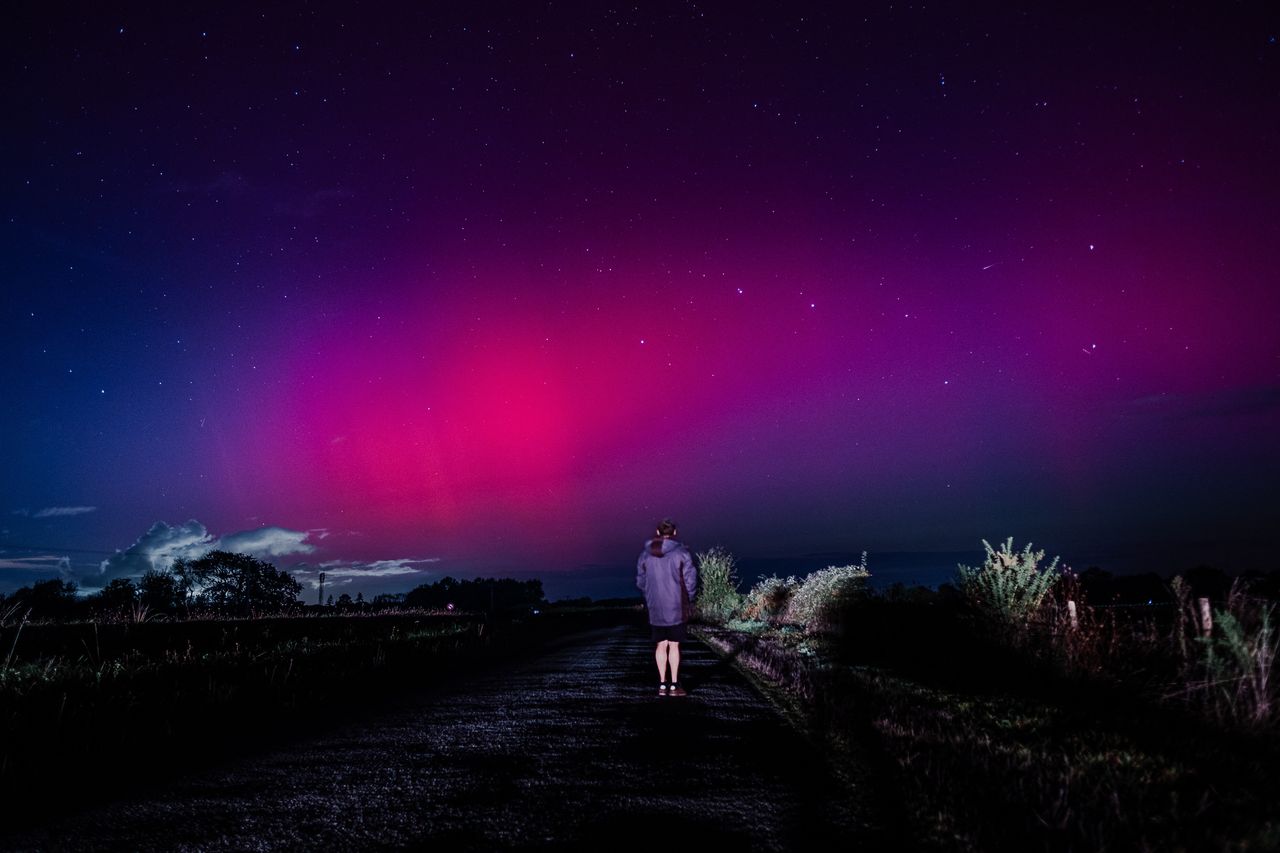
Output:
top-left (636, 537), bottom-right (697, 626)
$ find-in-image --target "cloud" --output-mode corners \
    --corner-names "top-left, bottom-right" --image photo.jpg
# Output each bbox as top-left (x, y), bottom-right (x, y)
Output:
top-left (32, 506), bottom-right (98, 519)
top-left (0, 554), bottom-right (75, 596)
top-left (218, 526), bottom-right (315, 558)
top-left (1187, 385), bottom-right (1280, 419)
top-left (0, 555), bottom-right (70, 573)
top-left (1130, 385), bottom-right (1280, 421)
top-left (290, 557), bottom-right (439, 590)
top-left (85, 520), bottom-right (317, 589)
top-left (93, 520), bottom-right (215, 586)
top-left (1127, 393), bottom-right (1176, 408)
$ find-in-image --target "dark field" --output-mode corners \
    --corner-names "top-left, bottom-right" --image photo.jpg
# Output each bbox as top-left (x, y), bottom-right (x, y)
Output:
top-left (0, 608), bottom-right (637, 836)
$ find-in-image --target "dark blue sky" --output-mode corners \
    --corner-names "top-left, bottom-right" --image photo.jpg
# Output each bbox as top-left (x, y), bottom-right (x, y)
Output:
top-left (3, 2), bottom-right (1278, 601)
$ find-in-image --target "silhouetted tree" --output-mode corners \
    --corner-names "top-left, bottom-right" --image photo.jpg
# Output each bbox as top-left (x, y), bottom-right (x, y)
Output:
top-left (172, 551), bottom-right (302, 615)
top-left (1076, 567), bottom-right (1114, 601)
top-left (92, 578), bottom-right (138, 617)
top-left (336, 592), bottom-right (354, 610)
top-left (10, 578), bottom-right (81, 620)
top-left (882, 583), bottom-right (941, 605)
top-left (139, 569), bottom-right (183, 614)
top-left (1240, 570), bottom-right (1280, 601)
top-left (1181, 565), bottom-right (1231, 601)
top-left (404, 576), bottom-right (544, 613)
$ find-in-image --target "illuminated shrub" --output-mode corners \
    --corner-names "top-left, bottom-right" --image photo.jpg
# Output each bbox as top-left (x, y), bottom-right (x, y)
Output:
top-left (957, 538), bottom-right (1060, 629)
top-left (785, 554), bottom-right (871, 634)
top-left (741, 575), bottom-right (801, 624)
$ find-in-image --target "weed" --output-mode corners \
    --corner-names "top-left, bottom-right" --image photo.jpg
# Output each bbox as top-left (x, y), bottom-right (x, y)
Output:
top-left (1171, 577), bottom-right (1278, 728)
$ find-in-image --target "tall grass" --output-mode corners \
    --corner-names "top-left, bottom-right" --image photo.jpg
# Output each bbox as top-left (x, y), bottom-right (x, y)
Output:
top-left (694, 547), bottom-right (741, 625)
top-left (1168, 577), bottom-right (1278, 728)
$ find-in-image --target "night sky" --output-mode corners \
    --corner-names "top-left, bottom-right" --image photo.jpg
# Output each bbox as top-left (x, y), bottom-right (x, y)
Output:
top-left (4, 3), bottom-right (1278, 601)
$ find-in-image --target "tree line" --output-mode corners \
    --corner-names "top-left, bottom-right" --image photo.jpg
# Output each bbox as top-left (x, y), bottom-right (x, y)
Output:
top-left (0, 551), bottom-right (548, 622)
top-left (0, 551), bottom-right (301, 620)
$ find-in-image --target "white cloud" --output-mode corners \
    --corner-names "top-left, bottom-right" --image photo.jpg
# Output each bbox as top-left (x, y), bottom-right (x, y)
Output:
top-left (0, 555), bottom-right (71, 572)
top-left (291, 557), bottom-right (439, 589)
top-left (218, 526), bottom-right (315, 558)
top-left (325, 558), bottom-right (439, 577)
top-left (87, 520), bottom-right (317, 589)
top-left (94, 520), bottom-right (215, 585)
top-left (33, 506), bottom-right (98, 519)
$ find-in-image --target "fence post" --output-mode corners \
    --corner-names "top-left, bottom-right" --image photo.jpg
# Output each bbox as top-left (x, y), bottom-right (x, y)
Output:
top-left (1066, 599), bottom-right (1078, 630)
top-left (1198, 597), bottom-right (1213, 637)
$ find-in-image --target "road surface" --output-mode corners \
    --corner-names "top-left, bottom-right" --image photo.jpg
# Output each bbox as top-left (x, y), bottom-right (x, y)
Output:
top-left (4, 625), bottom-right (881, 851)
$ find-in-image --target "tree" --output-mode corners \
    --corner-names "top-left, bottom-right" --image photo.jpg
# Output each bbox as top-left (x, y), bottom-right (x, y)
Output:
top-left (371, 592), bottom-right (405, 610)
top-left (92, 578), bottom-right (138, 617)
top-left (1182, 565), bottom-right (1231, 602)
top-left (10, 578), bottom-right (81, 620)
top-left (139, 569), bottom-right (183, 614)
top-left (172, 551), bottom-right (302, 615)
top-left (404, 576), bottom-right (545, 613)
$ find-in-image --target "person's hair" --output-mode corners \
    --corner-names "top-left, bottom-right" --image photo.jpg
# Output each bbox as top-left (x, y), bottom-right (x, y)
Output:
top-left (657, 518), bottom-right (677, 537)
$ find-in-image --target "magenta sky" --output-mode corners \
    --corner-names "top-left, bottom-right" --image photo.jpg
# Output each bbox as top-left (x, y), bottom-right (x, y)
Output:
top-left (3, 4), bottom-right (1277, 599)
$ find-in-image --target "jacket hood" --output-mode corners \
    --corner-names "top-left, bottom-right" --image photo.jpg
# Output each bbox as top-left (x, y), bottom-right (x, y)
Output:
top-left (645, 537), bottom-right (681, 557)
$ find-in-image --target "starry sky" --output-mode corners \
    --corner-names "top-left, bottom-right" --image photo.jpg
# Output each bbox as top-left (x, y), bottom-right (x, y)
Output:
top-left (3, 2), bottom-right (1278, 601)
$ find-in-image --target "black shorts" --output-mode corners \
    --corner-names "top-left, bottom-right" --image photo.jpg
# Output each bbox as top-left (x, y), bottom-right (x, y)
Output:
top-left (651, 623), bottom-right (688, 643)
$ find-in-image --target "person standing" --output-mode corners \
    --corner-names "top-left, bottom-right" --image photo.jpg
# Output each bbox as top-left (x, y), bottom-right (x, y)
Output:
top-left (636, 518), bottom-right (697, 697)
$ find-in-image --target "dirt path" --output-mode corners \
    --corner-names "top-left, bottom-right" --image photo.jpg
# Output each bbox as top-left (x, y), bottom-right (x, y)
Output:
top-left (4, 625), bottom-right (881, 851)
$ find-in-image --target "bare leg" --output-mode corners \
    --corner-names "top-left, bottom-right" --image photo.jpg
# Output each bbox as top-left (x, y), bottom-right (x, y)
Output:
top-left (655, 640), bottom-right (669, 682)
top-left (668, 642), bottom-right (681, 684)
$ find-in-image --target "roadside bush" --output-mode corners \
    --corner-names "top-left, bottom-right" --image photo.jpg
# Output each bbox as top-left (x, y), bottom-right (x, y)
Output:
top-left (741, 575), bottom-right (801, 624)
top-left (957, 538), bottom-right (1060, 634)
top-left (785, 554), bottom-right (871, 634)
top-left (694, 547), bottom-right (741, 625)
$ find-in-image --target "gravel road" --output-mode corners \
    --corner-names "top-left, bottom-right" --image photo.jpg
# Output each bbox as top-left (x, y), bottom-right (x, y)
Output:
top-left (4, 625), bottom-right (880, 851)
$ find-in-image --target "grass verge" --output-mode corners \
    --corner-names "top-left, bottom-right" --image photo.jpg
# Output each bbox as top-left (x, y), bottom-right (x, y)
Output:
top-left (698, 623), bottom-right (1280, 851)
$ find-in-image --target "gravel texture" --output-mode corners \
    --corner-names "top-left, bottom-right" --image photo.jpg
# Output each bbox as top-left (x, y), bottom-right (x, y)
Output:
top-left (3, 625), bottom-right (877, 851)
